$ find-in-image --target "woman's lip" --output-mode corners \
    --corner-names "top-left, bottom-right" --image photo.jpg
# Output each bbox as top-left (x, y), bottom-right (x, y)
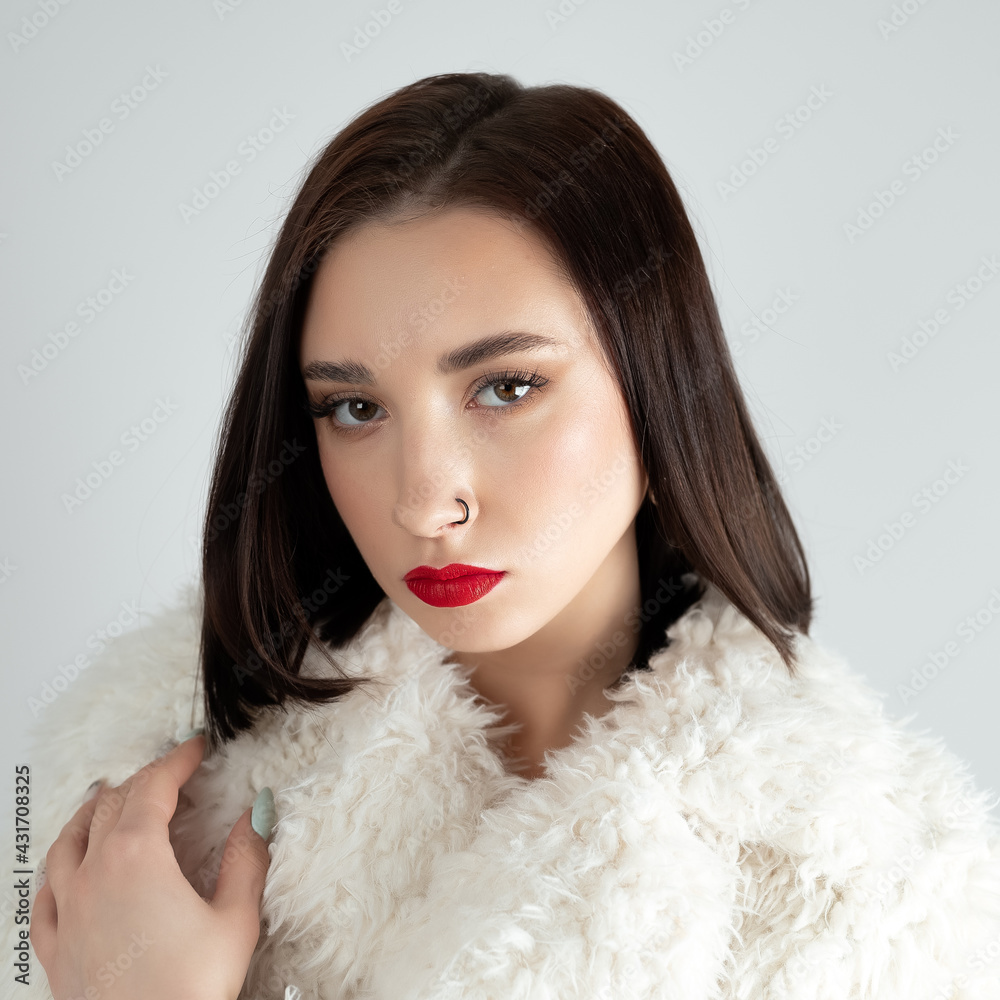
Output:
top-left (403, 563), bottom-right (501, 582)
top-left (405, 573), bottom-right (505, 608)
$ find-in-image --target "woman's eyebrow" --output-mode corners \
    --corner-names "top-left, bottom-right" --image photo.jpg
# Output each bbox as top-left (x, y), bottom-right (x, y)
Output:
top-left (301, 331), bottom-right (562, 385)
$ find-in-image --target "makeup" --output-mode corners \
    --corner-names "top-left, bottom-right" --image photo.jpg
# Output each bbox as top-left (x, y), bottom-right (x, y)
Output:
top-left (404, 564), bottom-right (506, 607)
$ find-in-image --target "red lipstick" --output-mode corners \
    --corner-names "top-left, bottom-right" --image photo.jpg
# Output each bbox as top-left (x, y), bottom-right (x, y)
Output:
top-left (403, 563), bottom-right (506, 607)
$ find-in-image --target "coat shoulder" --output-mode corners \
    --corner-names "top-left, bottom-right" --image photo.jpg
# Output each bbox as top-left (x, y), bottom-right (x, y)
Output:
top-left (13, 583), bottom-right (209, 1000)
top-left (27, 583), bottom-right (205, 854)
top-left (655, 585), bottom-right (1000, 997)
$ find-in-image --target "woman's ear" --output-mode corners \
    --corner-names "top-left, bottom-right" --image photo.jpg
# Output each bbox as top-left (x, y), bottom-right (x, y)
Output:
top-left (644, 472), bottom-right (658, 507)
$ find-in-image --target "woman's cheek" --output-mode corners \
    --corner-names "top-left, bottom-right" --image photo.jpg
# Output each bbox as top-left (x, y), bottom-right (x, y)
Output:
top-left (318, 443), bottom-right (365, 523)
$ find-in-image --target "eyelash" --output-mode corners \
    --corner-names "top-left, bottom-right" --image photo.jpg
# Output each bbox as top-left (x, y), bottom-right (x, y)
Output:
top-left (304, 367), bottom-right (550, 435)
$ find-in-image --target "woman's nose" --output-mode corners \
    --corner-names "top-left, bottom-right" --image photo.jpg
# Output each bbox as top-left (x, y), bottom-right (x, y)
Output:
top-left (392, 494), bottom-right (472, 535)
top-left (390, 422), bottom-right (475, 536)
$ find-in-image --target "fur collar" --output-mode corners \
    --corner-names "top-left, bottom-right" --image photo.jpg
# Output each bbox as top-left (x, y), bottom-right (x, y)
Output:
top-left (18, 580), bottom-right (1000, 999)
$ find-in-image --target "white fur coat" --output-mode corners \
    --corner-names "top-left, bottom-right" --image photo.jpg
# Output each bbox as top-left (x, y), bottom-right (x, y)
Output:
top-left (13, 579), bottom-right (1000, 999)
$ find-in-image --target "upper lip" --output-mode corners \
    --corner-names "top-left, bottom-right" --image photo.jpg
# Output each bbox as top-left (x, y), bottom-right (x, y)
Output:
top-left (404, 563), bottom-right (501, 582)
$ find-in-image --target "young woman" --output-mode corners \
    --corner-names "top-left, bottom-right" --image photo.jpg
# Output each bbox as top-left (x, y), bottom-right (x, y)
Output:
top-left (25, 72), bottom-right (1000, 1000)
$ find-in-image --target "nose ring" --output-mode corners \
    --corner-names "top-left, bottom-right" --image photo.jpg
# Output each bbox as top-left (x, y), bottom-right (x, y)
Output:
top-left (453, 498), bottom-right (469, 524)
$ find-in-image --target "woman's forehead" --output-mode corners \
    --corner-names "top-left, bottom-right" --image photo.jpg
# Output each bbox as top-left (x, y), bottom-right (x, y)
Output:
top-left (315, 205), bottom-right (563, 284)
top-left (299, 208), bottom-right (597, 365)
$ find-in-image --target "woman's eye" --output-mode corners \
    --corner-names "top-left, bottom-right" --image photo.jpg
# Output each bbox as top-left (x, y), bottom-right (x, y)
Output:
top-left (474, 379), bottom-right (533, 407)
top-left (332, 398), bottom-right (383, 427)
top-left (471, 369), bottom-right (549, 410)
top-left (308, 369), bottom-right (548, 434)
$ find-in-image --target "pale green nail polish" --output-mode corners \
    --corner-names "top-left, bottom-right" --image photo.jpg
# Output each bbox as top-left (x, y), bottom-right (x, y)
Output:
top-left (251, 787), bottom-right (275, 840)
top-left (180, 726), bottom-right (205, 741)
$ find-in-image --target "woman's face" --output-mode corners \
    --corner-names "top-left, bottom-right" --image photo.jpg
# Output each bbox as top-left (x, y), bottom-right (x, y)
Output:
top-left (299, 204), bottom-right (649, 651)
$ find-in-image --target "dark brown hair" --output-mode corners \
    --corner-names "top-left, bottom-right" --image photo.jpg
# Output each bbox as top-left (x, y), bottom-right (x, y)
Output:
top-left (199, 71), bottom-right (813, 746)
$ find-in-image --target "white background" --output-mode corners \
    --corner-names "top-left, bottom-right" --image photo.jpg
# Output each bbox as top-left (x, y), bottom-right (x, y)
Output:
top-left (2, 0), bottom-right (998, 816)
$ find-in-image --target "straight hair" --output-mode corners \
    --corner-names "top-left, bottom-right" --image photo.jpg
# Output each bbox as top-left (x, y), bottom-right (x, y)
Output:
top-left (199, 72), bottom-right (813, 746)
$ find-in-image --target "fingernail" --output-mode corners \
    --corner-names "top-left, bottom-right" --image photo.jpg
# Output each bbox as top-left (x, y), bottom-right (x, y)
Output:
top-left (251, 787), bottom-right (276, 841)
top-left (180, 726), bottom-right (205, 741)
top-left (82, 779), bottom-right (103, 805)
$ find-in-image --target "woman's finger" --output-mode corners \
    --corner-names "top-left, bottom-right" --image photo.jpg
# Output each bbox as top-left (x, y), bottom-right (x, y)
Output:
top-left (88, 734), bottom-right (207, 853)
top-left (118, 734), bottom-right (207, 835)
top-left (210, 803), bottom-right (271, 944)
top-left (42, 782), bottom-right (104, 911)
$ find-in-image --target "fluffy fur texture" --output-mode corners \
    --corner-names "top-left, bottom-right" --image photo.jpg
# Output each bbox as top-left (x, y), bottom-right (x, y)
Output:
top-left (14, 579), bottom-right (1000, 999)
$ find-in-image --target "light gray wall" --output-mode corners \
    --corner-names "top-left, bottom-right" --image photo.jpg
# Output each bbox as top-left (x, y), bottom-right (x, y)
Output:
top-left (2, 0), bottom-right (997, 810)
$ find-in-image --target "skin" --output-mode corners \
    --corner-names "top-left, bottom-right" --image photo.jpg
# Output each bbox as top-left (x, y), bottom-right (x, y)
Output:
top-left (31, 736), bottom-right (268, 1000)
top-left (31, 204), bottom-right (653, 998)
top-left (299, 204), bottom-right (650, 779)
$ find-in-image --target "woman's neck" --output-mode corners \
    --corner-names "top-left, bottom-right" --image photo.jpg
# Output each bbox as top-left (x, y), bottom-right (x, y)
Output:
top-left (443, 529), bottom-right (642, 779)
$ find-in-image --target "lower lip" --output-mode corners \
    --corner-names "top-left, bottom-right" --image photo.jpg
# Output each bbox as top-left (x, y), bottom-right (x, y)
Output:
top-left (406, 572), bottom-right (506, 607)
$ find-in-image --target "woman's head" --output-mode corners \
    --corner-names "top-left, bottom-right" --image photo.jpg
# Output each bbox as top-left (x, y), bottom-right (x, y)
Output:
top-left (299, 203), bottom-right (650, 661)
top-left (200, 72), bottom-right (812, 744)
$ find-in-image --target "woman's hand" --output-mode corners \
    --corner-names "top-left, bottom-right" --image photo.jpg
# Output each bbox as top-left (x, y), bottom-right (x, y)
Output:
top-left (30, 733), bottom-right (272, 1000)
